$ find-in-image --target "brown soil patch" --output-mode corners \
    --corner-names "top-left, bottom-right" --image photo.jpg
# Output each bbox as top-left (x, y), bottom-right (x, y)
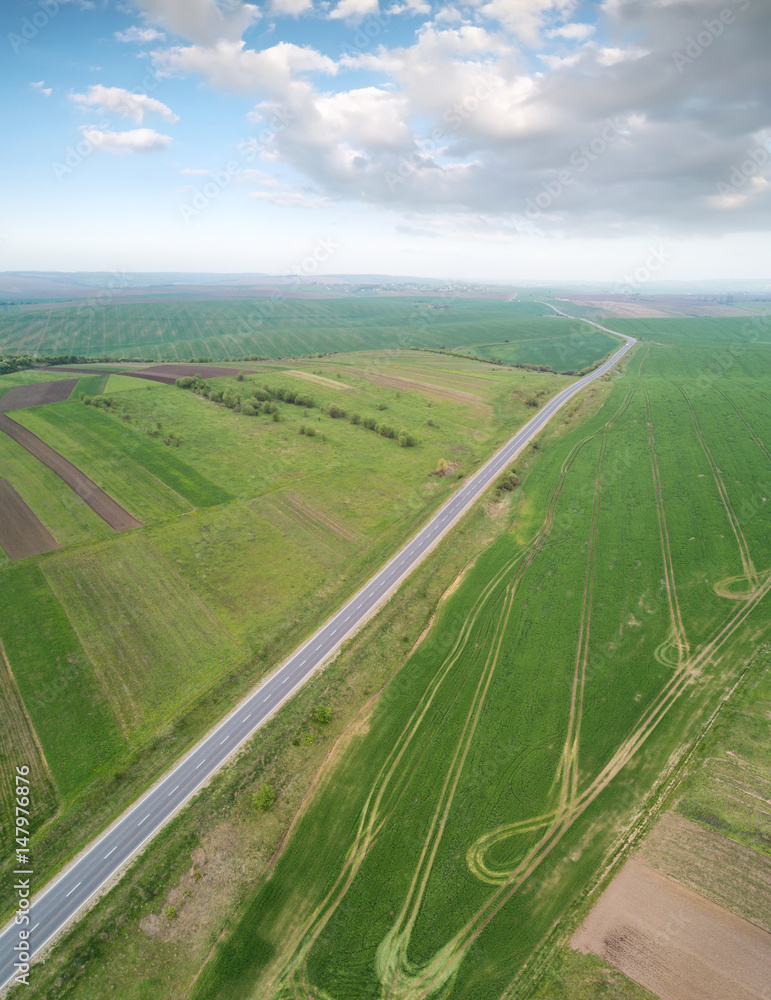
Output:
top-left (0, 379), bottom-right (77, 411)
top-left (579, 300), bottom-right (673, 319)
top-left (572, 857), bottom-right (771, 1000)
top-left (0, 414), bottom-right (142, 531)
top-left (0, 479), bottom-right (60, 559)
top-left (131, 363), bottom-right (258, 382)
top-left (639, 812), bottom-right (771, 935)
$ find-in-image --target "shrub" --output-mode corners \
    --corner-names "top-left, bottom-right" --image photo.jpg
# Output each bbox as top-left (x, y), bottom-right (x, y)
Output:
top-left (327, 404), bottom-right (346, 419)
top-left (496, 471), bottom-right (520, 493)
top-left (252, 784), bottom-right (275, 811)
top-left (296, 394), bottom-right (314, 408)
top-left (349, 412), bottom-right (361, 425)
top-left (165, 906), bottom-right (177, 920)
top-left (378, 424), bottom-right (397, 439)
top-left (272, 410), bottom-right (280, 422)
top-left (252, 388), bottom-right (270, 401)
top-left (310, 704), bottom-right (331, 725)
top-left (398, 431), bottom-right (417, 448)
top-left (236, 371), bottom-right (244, 382)
top-left (362, 416), bottom-right (378, 431)
top-left (436, 458), bottom-right (449, 475)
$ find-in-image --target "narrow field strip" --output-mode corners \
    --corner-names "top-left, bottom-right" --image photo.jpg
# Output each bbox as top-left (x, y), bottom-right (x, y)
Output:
top-left (0, 413), bottom-right (142, 531)
top-left (0, 479), bottom-right (60, 560)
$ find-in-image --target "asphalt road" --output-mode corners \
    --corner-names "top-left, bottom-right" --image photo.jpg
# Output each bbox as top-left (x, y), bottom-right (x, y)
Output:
top-left (0, 322), bottom-right (635, 992)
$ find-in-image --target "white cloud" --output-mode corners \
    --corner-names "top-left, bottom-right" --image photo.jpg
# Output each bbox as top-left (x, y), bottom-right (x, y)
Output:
top-left (474, 0), bottom-right (576, 44)
top-left (270, 0), bottom-right (314, 14)
top-left (70, 85), bottom-right (179, 124)
top-left (114, 25), bottom-right (166, 42)
top-left (155, 40), bottom-right (336, 94)
top-left (30, 81), bottom-right (52, 96)
top-left (79, 126), bottom-right (172, 154)
top-left (132, 0), bottom-right (260, 45)
top-left (595, 45), bottom-right (648, 66)
top-left (388, 0), bottom-right (430, 14)
top-left (433, 5), bottom-right (465, 21)
top-left (329, 0), bottom-right (379, 21)
top-left (547, 22), bottom-right (595, 41)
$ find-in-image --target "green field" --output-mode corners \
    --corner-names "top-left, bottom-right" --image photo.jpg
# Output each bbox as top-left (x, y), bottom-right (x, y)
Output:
top-left (0, 351), bottom-right (573, 924)
top-left (454, 317), bottom-right (620, 372)
top-left (0, 299), bottom-right (623, 373)
top-left (177, 332), bottom-right (771, 1000)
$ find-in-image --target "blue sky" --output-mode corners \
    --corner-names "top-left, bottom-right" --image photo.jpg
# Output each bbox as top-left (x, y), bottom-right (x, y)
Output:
top-left (2, 0), bottom-right (770, 280)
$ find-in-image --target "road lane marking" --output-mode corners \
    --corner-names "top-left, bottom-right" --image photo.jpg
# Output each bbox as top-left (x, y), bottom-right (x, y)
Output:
top-left (137, 813), bottom-right (151, 826)
top-left (104, 846), bottom-right (117, 859)
top-left (167, 784), bottom-right (180, 797)
top-left (220, 736), bottom-right (229, 745)
top-left (30, 924), bottom-right (38, 933)
top-left (65, 882), bottom-right (82, 898)
top-left (194, 759), bottom-right (206, 770)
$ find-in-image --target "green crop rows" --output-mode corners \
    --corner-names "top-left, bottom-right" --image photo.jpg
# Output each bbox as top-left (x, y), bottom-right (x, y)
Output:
top-left (190, 322), bottom-right (771, 1000)
top-left (0, 299), bottom-right (619, 373)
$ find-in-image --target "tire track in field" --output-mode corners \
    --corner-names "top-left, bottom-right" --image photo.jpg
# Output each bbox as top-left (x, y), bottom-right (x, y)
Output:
top-left (267, 426), bottom-right (608, 1000)
top-left (560, 388), bottom-right (636, 811)
top-left (270, 401), bottom-right (637, 1000)
top-left (645, 390), bottom-right (689, 667)
top-left (713, 385), bottom-right (771, 466)
top-left (469, 387), bottom-right (637, 887)
top-left (406, 570), bottom-right (771, 1000)
top-left (671, 381), bottom-right (757, 589)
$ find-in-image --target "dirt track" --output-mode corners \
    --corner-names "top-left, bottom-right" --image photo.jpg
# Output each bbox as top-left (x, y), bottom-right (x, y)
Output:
top-left (0, 414), bottom-right (142, 531)
top-left (0, 379), bottom-right (78, 412)
top-left (572, 857), bottom-right (771, 1000)
top-left (0, 480), bottom-right (59, 559)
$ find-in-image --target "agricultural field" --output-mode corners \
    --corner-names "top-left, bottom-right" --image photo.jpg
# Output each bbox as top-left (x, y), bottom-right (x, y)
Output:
top-left (0, 350), bottom-right (572, 923)
top-left (6, 312), bottom-right (771, 1000)
top-left (0, 298), bottom-right (618, 373)
top-left (166, 329), bottom-right (771, 1000)
top-left (454, 317), bottom-right (620, 372)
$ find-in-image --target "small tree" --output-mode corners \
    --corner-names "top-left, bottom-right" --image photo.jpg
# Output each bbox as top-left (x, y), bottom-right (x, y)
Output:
top-left (166, 906), bottom-right (178, 920)
top-left (252, 783), bottom-right (276, 811)
top-left (236, 371), bottom-right (244, 382)
top-left (311, 704), bottom-right (331, 725)
top-left (436, 458), bottom-right (449, 475)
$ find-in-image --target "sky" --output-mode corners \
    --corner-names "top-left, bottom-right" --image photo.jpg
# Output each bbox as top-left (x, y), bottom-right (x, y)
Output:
top-left (1, 0), bottom-right (769, 281)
